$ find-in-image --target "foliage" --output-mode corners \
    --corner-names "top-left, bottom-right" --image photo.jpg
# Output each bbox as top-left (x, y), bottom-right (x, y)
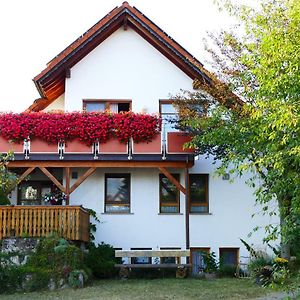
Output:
top-left (43, 186), bottom-right (67, 205)
top-left (202, 251), bottom-right (218, 273)
top-left (0, 152), bottom-right (17, 196)
top-left (0, 111), bottom-right (161, 145)
top-left (84, 242), bottom-right (121, 279)
top-left (174, 0), bottom-right (300, 259)
top-left (0, 188), bottom-right (10, 205)
top-left (218, 265), bottom-right (237, 277)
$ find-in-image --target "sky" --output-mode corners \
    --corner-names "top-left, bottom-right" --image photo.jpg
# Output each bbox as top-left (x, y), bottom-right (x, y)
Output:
top-left (0, 0), bottom-right (249, 112)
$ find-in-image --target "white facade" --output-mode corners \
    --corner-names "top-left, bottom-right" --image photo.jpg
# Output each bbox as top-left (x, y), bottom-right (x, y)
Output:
top-left (39, 26), bottom-right (276, 261)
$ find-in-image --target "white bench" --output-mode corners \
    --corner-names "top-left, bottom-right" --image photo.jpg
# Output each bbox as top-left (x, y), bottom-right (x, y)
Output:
top-left (115, 250), bottom-right (191, 278)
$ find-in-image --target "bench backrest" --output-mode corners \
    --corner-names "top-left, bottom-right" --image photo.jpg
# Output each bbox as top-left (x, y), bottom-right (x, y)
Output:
top-left (115, 250), bottom-right (190, 258)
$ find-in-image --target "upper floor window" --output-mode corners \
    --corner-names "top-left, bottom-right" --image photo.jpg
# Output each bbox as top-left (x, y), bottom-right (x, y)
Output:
top-left (83, 100), bottom-right (131, 113)
top-left (159, 173), bottom-right (180, 213)
top-left (105, 174), bottom-right (130, 213)
top-left (189, 174), bottom-right (209, 213)
top-left (159, 100), bottom-right (179, 133)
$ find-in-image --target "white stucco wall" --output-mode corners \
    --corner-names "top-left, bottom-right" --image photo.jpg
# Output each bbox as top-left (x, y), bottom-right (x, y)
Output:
top-left (44, 94), bottom-right (65, 112)
top-left (16, 25), bottom-right (277, 261)
top-left (65, 27), bottom-right (192, 113)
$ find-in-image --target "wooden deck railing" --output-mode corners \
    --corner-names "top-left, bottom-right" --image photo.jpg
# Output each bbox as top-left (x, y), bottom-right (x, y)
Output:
top-left (0, 205), bottom-right (90, 242)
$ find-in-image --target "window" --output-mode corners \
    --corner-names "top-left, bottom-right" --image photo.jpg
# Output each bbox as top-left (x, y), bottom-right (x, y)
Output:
top-left (159, 174), bottom-right (180, 213)
top-left (83, 100), bottom-right (131, 113)
top-left (219, 248), bottom-right (239, 266)
top-left (189, 174), bottom-right (209, 213)
top-left (105, 174), bottom-right (130, 213)
top-left (18, 181), bottom-right (53, 205)
top-left (160, 247), bottom-right (181, 264)
top-left (159, 100), bottom-right (179, 133)
top-left (131, 248), bottom-right (152, 264)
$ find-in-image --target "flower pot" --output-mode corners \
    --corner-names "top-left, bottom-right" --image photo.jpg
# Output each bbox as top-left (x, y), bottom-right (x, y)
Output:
top-left (132, 133), bottom-right (161, 154)
top-left (0, 136), bottom-right (23, 153)
top-left (167, 132), bottom-right (194, 154)
top-left (100, 138), bottom-right (128, 154)
top-left (64, 139), bottom-right (92, 154)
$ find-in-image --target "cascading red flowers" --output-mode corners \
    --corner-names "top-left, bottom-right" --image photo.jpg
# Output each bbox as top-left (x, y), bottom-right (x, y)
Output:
top-left (0, 112), bottom-right (161, 145)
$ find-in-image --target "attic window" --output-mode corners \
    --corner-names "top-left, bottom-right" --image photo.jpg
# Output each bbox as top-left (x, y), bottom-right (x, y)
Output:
top-left (83, 100), bottom-right (131, 113)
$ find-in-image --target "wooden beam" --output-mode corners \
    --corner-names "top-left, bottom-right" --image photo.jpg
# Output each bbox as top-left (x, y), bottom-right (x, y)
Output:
top-left (123, 16), bottom-right (128, 30)
top-left (8, 167), bottom-right (36, 192)
top-left (159, 167), bottom-right (186, 195)
top-left (70, 167), bottom-right (97, 194)
top-left (17, 167), bottom-right (36, 184)
top-left (65, 167), bottom-right (71, 205)
top-left (39, 167), bottom-right (65, 193)
top-left (8, 161), bottom-right (193, 168)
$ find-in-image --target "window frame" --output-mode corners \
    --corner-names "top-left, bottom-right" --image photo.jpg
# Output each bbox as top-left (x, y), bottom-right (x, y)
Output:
top-left (159, 173), bottom-right (180, 214)
top-left (104, 173), bottom-right (131, 213)
top-left (83, 99), bottom-right (132, 112)
top-left (219, 247), bottom-right (239, 267)
top-left (160, 247), bottom-right (181, 264)
top-left (189, 174), bottom-right (209, 214)
top-left (18, 181), bottom-right (54, 205)
top-left (159, 100), bottom-right (179, 133)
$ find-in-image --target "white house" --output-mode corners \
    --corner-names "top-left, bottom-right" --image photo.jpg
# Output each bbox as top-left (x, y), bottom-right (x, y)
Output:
top-left (1, 2), bottom-right (274, 273)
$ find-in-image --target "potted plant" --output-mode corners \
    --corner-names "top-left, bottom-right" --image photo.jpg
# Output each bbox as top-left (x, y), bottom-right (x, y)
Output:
top-left (203, 252), bottom-right (218, 279)
top-left (43, 187), bottom-right (67, 205)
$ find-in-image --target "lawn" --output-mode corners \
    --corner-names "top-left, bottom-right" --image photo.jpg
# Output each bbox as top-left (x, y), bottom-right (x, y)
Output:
top-left (1, 278), bottom-right (270, 300)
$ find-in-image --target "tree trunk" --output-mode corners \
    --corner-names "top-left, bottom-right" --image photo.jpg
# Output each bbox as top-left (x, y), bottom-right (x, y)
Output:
top-left (278, 199), bottom-right (291, 260)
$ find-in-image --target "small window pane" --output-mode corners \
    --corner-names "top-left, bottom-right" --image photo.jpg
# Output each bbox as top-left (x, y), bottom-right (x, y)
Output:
top-left (85, 102), bottom-right (106, 112)
top-left (220, 248), bottom-right (239, 266)
top-left (189, 174), bottom-right (208, 213)
top-left (160, 174), bottom-right (179, 213)
top-left (161, 103), bottom-right (177, 114)
top-left (105, 174), bottom-right (130, 213)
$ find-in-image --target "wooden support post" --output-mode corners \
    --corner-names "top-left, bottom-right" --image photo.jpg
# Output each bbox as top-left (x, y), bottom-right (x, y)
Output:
top-left (65, 167), bottom-right (71, 205)
top-left (70, 167), bottom-right (97, 194)
top-left (185, 167), bottom-right (190, 250)
top-left (7, 167), bottom-right (36, 192)
top-left (39, 167), bottom-right (65, 193)
top-left (159, 167), bottom-right (186, 195)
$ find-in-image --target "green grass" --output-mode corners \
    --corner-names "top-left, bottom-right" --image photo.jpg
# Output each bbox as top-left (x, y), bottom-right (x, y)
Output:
top-left (1, 278), bottom-right (270, 300)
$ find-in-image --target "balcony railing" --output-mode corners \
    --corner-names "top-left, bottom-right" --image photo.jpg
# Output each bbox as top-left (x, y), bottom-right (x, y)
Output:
top-left (0, 132), bottom-right (194, 159)
top-left (0, 205), bottom-right (90, 242)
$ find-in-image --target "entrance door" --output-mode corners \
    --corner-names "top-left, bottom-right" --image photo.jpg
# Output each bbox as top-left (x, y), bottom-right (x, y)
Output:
top-left (191, 248), bottom-right (210, 276)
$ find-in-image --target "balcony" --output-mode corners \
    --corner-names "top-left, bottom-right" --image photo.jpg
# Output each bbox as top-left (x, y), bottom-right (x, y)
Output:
top-left (0, 112), bottom-right (194, 162)
top-left (0, 205), bottom-right (90, 242)
top-left (0, 132), bottom-right (194, 161)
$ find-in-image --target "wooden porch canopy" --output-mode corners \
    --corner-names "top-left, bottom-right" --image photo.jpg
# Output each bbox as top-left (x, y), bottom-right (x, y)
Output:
top-left (8, 159), bottom-right (192, 249)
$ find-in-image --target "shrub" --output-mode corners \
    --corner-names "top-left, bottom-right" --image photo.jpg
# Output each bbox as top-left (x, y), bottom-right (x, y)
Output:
top-left (84, 243), bottom-right (121, 279)
top-left (0, 189), bottom-right (10, 205)
top-left (218, 265), bottom-right (237, 277)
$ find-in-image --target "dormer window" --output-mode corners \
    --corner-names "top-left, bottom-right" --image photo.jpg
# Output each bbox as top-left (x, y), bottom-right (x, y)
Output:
top-left (83, 100), bottom-right (131, 113)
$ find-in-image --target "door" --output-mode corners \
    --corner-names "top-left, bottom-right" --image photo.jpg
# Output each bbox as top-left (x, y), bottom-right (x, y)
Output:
top-left (191, 248), bottom-right (210, 276)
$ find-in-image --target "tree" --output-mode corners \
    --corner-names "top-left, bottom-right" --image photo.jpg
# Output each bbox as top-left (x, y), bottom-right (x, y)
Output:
top-left (175, 0), bottom-right (300, 259)
top-left (0, 152), bottom-right (17, 204)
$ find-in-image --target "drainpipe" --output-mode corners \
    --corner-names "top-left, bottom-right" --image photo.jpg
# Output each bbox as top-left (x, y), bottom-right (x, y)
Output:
top-left (185, 166), bottom-right (190, 250)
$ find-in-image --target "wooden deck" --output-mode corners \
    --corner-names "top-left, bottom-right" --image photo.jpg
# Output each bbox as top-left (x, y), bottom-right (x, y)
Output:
top-left (0, 205), bottom-right (90, 242)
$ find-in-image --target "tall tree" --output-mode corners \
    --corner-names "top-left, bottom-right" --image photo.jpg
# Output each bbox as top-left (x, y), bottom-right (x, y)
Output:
top-left (175, 0), bottom-right (300, 259)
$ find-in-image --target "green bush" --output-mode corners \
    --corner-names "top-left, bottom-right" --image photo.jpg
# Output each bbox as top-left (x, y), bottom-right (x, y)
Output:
top-left (85, 242), bottom-right (121, 278)
top-left (0, 189), bottom-right (10, 205)
top-left (218, 265), bottom-right (237, 277)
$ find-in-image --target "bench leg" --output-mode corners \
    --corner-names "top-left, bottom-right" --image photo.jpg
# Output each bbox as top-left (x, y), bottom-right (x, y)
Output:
top-left (119, 266), bottom-right (129, 279)
top-left (176, 266), bottom-right (188, 279)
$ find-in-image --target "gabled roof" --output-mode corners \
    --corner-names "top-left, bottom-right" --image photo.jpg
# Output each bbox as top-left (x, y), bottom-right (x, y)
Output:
top-left (28, 2), bottom-right (222, 112)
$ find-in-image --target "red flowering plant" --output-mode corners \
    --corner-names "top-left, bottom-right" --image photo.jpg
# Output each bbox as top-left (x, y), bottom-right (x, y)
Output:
top-left (77, 112), bottom-right (114, 145)
top-left (113, 112), bottom-right (161, 143)
top-left (0, 111), bottom-right (161, 146)
top-left (43, 186), bottom-right (67, 205)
